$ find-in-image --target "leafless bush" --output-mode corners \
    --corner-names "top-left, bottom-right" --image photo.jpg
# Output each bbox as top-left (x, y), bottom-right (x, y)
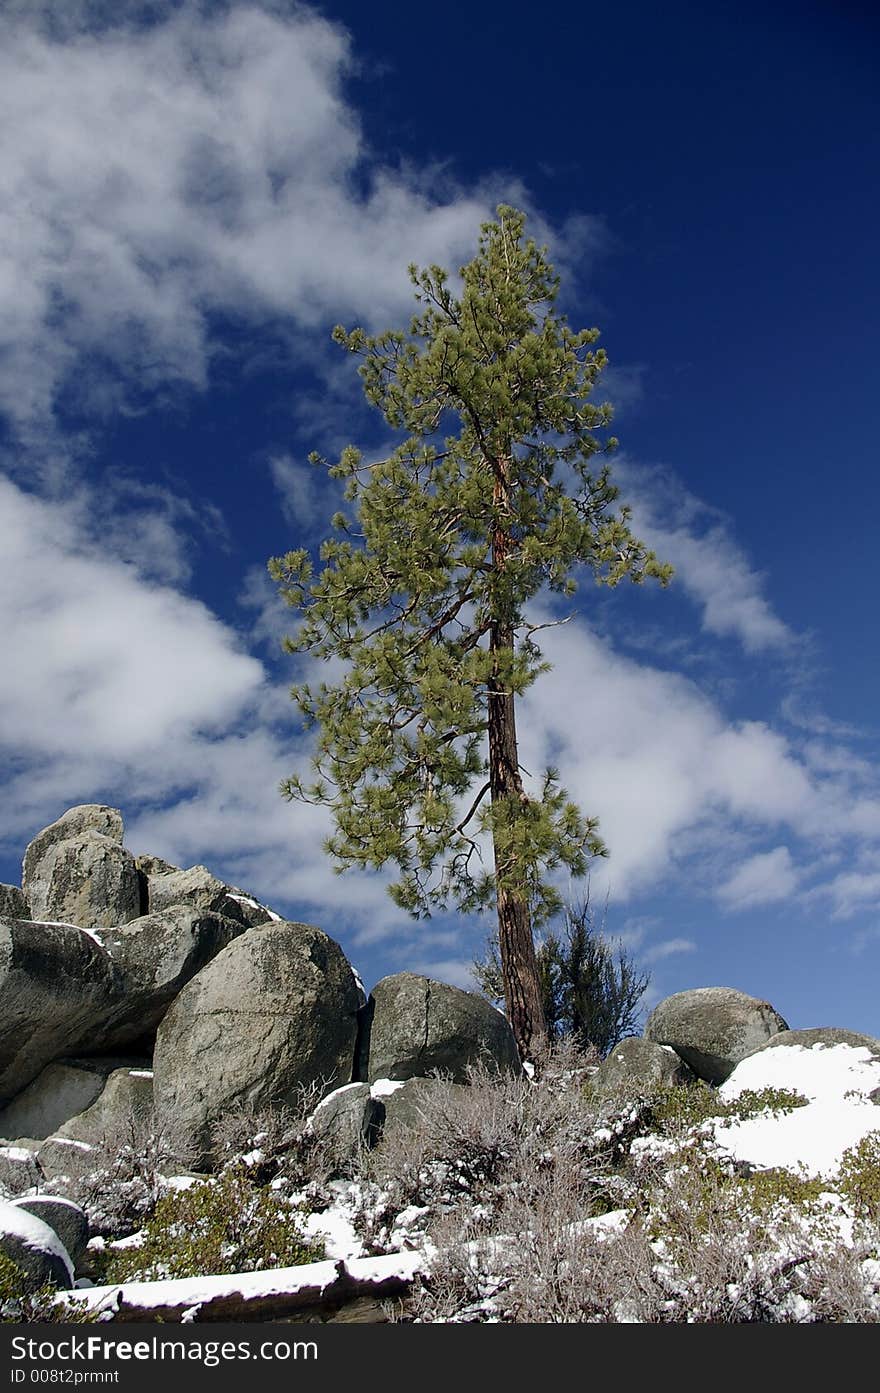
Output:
top-left (210, 1080), bottom-right (348, 1197)
top-left (400, 1114), bottom-right (880, 1323)
top-left (357, 1044), bottom-right (636, 1260)
top-left (798, 1220), bottom-right (880, 1322)
top-left (48, 1116), bottom-right (197, 1238)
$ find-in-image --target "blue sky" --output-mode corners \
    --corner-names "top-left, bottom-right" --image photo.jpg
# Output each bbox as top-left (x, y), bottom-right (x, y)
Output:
top-left (1, 0), bottom-right (878, 1035)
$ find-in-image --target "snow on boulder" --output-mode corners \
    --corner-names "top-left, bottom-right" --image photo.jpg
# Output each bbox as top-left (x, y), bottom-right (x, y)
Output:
top-left (307, 1083), bottom-right (383, 1162)
top-left (142, 865), bottom-right (248, 926)
top-left (0, 1197), bottom-right (74, 1290)
top-left (11, 1196), bottom-right (89, 1268)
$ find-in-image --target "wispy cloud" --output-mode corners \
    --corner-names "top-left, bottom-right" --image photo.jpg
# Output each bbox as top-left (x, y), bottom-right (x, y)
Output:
top-left (642, 938), bottom-right (698, 963)
top-left (615, 459), bottom-right (796, 655)
top-left (716, 847), bottom-right (800, 910)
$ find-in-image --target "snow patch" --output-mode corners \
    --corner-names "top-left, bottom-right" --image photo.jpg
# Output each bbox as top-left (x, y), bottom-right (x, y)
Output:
top-left (370, 1079), bottom-right (406, 1099)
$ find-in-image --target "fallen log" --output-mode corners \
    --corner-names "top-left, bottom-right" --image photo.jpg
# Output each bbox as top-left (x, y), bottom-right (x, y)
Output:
top-left (56, 1251), bottom-right (424, 1323)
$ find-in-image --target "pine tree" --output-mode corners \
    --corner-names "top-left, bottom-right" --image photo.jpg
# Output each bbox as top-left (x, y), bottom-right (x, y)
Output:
top-left (269, 206), bottom-right (671, 1061)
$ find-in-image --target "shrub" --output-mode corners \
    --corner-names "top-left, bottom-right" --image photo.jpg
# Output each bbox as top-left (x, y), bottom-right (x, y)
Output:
top-left (0, 1251), bottom-right (98, 1325)
top-left (47, 1119), bottom-right (195, 1239)
top-left (836, 1131), bottom-right (880, 1221)
top-left (102, 1163), bottom-right (324, 1283)
top-left (473, 890), bottom-right (650, 1057)
top-left (647, 1084), bottom-right (809, 1138)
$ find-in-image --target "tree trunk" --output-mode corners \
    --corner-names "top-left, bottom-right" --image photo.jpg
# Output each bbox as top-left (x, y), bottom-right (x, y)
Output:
top-left (488, 454), bottom-right (547, 1064)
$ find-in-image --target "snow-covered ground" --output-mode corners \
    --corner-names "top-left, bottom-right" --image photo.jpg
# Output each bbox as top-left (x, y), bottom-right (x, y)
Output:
top-left (8, 1039), bottom-right (880, 1323)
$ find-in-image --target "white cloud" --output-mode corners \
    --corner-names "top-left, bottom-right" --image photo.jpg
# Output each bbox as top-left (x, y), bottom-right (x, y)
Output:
top-left (642, 938), bottom-right (697, 963)
top-left (406, 958), bottom-right (481, 991)
top-left (519, 617), bottom-right (879, 905)
top-left (716, 847), bottom-right (799, 910)
top-left (3, 468), bottom-right (879, 970)
top-left (0, 477), bottom-right (262, 763)
top-left (0, 1), bottom-right (530, 449)
top-left (615, 460), bottom-right (795, 655)
top-left (268, 454), bottom-right (328, 533)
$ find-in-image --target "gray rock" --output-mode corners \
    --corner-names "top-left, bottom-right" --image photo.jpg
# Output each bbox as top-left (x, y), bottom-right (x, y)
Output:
top-left (144, 865), bottom-right (248, 926)
top-left (153, 921), bottom-right (361, 1168)
top-left (0, 885), bottom-right (29, 920)
top-left (0, 918), bottom-right (118, 1101)
top-left (591, 1036), bottom-right (698, 1096)
top-left (90, 906), bottom-right (246, 1049)
top-left (11, 1196), bottom-right (89, 1267)
top-left (645, 986), bottom-right (789, 1085)
top-left (0, 1142), bottom-right (42, 1198)
top-left (0, 1197), bottom-right (73, 1290)
top-left (308, 1083), bottom-right (383, 1161)
top-left (25, 833), bottom-right (141, 930)
top-left (748, 1027), bottom-right (880, 1059)
top-left (134, 853), bottom-right (181, 878)
top-left (22, 805), bottom-right (124, 897)
top-left (0, 1056), bottom-right (149, 1141)
top-left (223, 890), bottom-right (277, 928)
top-left (38, 1069), bottom-right (154, 1180)
top-left (376, 1076), bottom-right (472, 1139)
top-left (366, 973), bottom-right (521, 1084)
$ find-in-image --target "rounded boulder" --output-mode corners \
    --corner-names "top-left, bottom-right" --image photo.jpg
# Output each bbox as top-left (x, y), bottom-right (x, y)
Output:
top-left (153, 921), bottom-right (361, 1168)
top-left (0, 919), bottom-right (117, 1102)
top-left (365, 972), bottom-right (521, 1084)
top-left (591, 1036), bottom-right (698, 1097)
top-left (645, 986), bottom-right (789, 1084)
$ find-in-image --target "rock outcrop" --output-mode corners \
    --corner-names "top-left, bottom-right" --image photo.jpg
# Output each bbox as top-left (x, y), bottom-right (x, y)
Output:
top-left (0, 1198), bottom-right (74, 1291)
top-left (11, 1196), bottom-right (89, 1269)
top-left (0, 1056), bottom-right (148, 1141)
top-left (23, 806), bottom-right (140, 929)
top-left (0, 919), bottom-right (119, 1101)
top-left (90, 906), bottom-right (246, 1050)
top-left (0, 885), bottom-right (29, 920)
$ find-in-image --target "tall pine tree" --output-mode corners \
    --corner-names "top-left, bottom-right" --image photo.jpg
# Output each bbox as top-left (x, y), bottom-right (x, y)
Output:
top-left (270, 207), bottom-right (671, 1061)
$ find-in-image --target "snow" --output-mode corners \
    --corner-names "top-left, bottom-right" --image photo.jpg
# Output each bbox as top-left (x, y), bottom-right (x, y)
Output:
top-left (128, 1069), bottom-right (153, 1079)
top-left (300, 1187), bottom-right (364, 1261)
top-left (311, 1082), bottom-right (364, 1115)
top-left (370, 1078), bottom-right (406, 1099)
top-left (714, 1042), bottom-right (880, 1178)
top-left (227, 892), bottom-right (283, 922)
top-left (0, 1198), bottom-right (74, 1282)
top-left (59, 1250), bottom-right (424, 1317)
top-left (0, 1145), bottom-right (37, 1163)
top-left (30, 1038), bottom-right (880, 1324)
top-left (32, 919), bottom-right (106, 947)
